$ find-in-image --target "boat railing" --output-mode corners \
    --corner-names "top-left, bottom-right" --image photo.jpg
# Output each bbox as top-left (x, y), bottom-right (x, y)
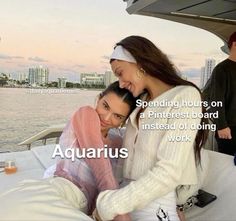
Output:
top-left (18, 124), bottom-right (65, 150)
top-left (17, 122), bottom-right (217, 151)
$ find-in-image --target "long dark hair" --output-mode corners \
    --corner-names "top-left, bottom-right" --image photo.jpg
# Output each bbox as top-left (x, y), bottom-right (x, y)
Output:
top-left (100, 81), bottom-right (137, 117)
top-left (114, 35), bottom-right (208, 163)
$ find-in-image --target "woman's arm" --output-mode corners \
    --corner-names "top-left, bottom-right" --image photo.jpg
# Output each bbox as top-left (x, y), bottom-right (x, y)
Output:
top-left (209, 66), bottom-right (228, 130)
top-left (72, 106), bottom-right (118, 191)
top-left (73, 106), bottom-right (132, 221)
top-left (96, 87), bottom-right (202, 221)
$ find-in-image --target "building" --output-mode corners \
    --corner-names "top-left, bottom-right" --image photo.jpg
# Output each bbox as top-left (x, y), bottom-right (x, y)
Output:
top-left (80, 73), bottom-right (104, 86)
top-left (200, 59), bottom-right (216, 89)
top-left (58, 77), bottom-right (66, 88)
top-left (18, 73), bottom-right (27, 82)
top-left (205, 59), bottom-right (216, 83)
top-left (200, 67), bottom-right (205, 89)
top-left (28, 66), bottom-right (49, 86)
top-left (104, 71), bottom-right (118, 87)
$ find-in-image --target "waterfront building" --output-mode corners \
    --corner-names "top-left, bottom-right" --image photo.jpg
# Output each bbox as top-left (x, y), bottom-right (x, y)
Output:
top-left (28, 66), bottom-right (49, 86)
top-left (80, 72), bottom-right (104, 86)
top-left (104, 71), bottom-right (118, 87)
top-left (200, 59), bottom-right (216, 88)
top-left (18, 73), bottom-right (27, 82)
top-left (200, 67), bottom-right (205, 89)
top-left (58, 77), bottom-right (66, 88)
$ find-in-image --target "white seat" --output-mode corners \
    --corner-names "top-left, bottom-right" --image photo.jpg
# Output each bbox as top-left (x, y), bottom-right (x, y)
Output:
top-left (0, 144), bottom-right (57, 192)
top-left (186, 151), bottom-right (236, 221)
top-left (1, 145), bottom-right (236, 220)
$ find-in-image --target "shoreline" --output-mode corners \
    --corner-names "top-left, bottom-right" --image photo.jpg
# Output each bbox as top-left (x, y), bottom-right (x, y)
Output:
top-left (0, 86), bottom-right (104, 91)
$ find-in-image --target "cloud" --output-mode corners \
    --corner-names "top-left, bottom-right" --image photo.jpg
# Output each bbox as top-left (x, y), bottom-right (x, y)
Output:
top-left (18, 64), bottom-right (29, 67)
top-left (100, 60), bottom-right (109, 64)
top-left (0, 54), bottom-right (24, 60)
top-left (57, 67), bottom-right (76, 73)
top-left (101, 55), bottom-right (110, 60)
top-left (0, 54), bottom-right (11, 59)
top-left (177, 62), bottom-right (189, 68)
top-left (73, 64), bottom-right (85, 68)
top-left (13, 56), bottom-right (24, 59)
top-left (28, 56), bottom-right (48, 62)
top-left (168, 54), bottom-right (175, 60)
top-left (169, 54), bottom-right (196, 62)
top-left (101, 65), bottom-right (109, 70)
top-left (100, 55), bottom-right (110, 64)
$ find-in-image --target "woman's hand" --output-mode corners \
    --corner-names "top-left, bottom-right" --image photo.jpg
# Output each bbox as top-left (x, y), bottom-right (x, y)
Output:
top-left (177, 209), bottom-right (186, 221)
top-left (92, 209), bottom-right (103, 221)
top-left (113, 214), bottom-right (132, 221)
top-left (217, 127), bottom-right (232, 139)
top-left (93, 208), bottom-right (132, 221)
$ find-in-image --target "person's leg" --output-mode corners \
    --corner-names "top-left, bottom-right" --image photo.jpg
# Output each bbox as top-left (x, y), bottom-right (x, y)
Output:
top-left (131, 191), bottom-right (180, 221)
top-left (0, 177), bottom-right (93, 221)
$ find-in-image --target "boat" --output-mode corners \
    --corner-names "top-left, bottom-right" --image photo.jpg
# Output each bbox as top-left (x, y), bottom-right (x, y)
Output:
top-left (123, 0), bottom-right (236, 53)
top-left (1, 126), bottom-right (235, 221)
top-left (1, 1), bottom-right (236, 220)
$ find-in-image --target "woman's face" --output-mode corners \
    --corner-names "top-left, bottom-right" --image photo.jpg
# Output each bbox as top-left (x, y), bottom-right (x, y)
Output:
top-left (111, 60), bottom-right (146, 97)
top-left (96, 92), bottom-right (130, 132)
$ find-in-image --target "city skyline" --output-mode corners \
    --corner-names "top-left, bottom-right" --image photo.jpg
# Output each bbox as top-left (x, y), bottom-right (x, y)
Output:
top-left (0, 0), bottom-right (228, 86)
top-left (0, 68), bottom-right (117, 89)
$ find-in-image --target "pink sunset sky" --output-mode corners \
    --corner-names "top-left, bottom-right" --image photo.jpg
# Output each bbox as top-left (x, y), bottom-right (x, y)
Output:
top-left (0, 0), bottom-right (227, 85)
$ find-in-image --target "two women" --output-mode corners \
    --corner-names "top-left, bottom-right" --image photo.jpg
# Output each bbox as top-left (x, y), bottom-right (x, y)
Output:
top-left (0, 36), bottom-right (207, 221)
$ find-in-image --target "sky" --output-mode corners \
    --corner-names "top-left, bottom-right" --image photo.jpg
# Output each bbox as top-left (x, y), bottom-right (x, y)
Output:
top-left (0, 0), bottom-right (228, 85)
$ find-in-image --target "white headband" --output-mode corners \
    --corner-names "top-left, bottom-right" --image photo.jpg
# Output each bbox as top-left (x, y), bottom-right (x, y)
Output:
top-left (110, 45), bottom-right (137, 63)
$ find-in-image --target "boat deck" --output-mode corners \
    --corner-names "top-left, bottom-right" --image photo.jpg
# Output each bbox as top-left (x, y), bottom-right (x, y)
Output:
top-left (1, 144), bottom-right (236, 220)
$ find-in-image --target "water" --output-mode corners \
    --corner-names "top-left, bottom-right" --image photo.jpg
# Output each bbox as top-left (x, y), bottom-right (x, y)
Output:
top-left (0, 88), bottom-right (101, 152)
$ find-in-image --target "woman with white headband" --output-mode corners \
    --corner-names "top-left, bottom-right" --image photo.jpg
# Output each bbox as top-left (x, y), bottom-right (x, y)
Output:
top-left (96, 36), bottom-right (209, 221)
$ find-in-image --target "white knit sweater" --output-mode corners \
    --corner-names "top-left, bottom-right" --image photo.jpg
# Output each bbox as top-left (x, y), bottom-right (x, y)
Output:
top-left (97, 86), bottom-right (202, 220)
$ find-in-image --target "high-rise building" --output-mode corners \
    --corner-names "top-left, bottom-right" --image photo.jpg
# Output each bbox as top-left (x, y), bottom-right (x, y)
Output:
top-left (200, 59), bottom-right (216, 89)
top-left (28, 66), bottom-right (49, 86)
top-left (104, 71), bottom-right (118, 87)
top-left (205, 59), bottom-right (216, 82)
top-left (58, 77), bottom-right (66, 88)
top-left (18, 73), bottom-right (27, 82)
top-left (200, 67), bottom-right (205, 89)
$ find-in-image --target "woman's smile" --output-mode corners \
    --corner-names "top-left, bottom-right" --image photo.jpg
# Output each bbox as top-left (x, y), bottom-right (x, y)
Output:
top-left (100, 119), bottom-right (110, 127)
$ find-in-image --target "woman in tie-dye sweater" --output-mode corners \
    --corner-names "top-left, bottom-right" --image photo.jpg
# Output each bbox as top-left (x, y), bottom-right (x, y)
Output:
top-left (54, 81), bottom-right (137, 221)
top-left (0, 81), bottom-right (137, 221)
